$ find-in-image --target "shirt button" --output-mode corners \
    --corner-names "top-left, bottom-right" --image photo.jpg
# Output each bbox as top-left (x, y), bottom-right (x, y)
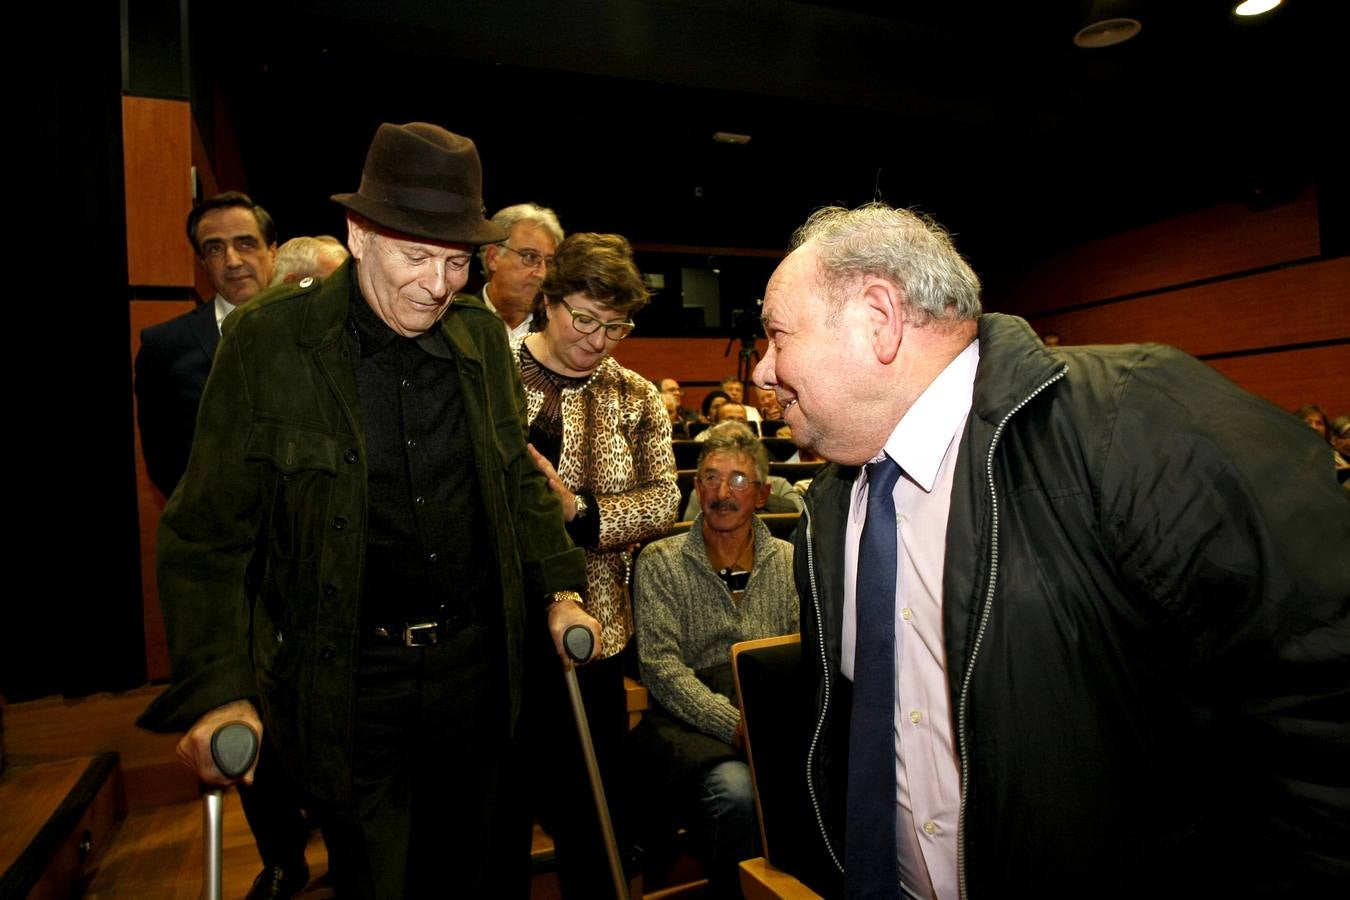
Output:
top-left (428, 551), bottom-right (438, 563)
top-left (909, 710), bottom-right (923, 725)
top-left (923, 821), bottom-right (938, 836)
top-left (344, 448), bottom-right (359, 464)
top-left (414, 496), bottom-right (425, 506)
top-left (331, 516), bottom-right (347, 531)
top-left (323, 584), bottom-right (338, 597)
top-left (319, 645), bottom-right (336, 661)
top-left (406, 439), bottom-right (417, 449)
top-left (901, 607), bottom-right (913, 620)
top-left (401, 378), bottom-right (411, 389)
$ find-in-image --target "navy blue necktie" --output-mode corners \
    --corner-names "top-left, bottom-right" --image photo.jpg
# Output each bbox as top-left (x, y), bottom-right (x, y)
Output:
top-left (845, 456), bottom-right (904, 898)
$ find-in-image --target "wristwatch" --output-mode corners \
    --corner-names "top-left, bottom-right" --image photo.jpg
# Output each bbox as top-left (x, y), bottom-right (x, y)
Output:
top-left (573, 494), bottom-right (590, 520)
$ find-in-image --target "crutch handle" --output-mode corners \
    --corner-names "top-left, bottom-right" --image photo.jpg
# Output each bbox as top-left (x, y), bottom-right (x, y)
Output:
top-left (210, 720), bottom-right (260, 779)
top-left (563, 623), bottom-right (595, 663)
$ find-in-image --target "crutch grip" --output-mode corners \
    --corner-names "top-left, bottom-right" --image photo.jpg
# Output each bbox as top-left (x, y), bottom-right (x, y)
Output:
top-left (210, 720), bottom-right (260, 780)
top-left (563, 623), bottom-right (595, 663)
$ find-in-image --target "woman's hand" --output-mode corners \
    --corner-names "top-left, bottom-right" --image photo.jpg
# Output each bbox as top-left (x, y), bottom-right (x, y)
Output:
top-left (527, 443), bottom-right (578, 521)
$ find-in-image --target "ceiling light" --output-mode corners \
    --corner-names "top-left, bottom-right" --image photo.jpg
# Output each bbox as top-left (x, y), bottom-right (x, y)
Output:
top-left (712, 132), bottom-right (751, 145)
top-left (1234, 0), bottom-right (1281, 16)
top-left (1073, 17), bottom-right (1142, 48)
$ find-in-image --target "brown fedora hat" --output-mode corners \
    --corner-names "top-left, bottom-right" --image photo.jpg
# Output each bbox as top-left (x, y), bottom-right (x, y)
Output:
top-left (332, 122), bottom-right (507, 245)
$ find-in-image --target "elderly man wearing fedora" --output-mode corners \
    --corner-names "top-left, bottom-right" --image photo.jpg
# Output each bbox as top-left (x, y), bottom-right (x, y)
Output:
top-left (139, 122), bottom-right (600, 898)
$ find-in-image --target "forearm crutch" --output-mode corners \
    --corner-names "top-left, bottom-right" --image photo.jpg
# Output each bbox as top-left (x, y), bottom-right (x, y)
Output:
top-left (202, 721), bottom-right (260, 900)
top-left (562, 624), bottom-right (629, 900)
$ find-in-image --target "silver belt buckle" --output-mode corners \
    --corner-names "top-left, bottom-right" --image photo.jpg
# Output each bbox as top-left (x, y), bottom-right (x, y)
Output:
top-left (404, 621), bottom-right (440, 647)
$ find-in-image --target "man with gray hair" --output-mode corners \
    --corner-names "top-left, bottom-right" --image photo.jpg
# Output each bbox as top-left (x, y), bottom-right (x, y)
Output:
top-left (138, 123), bottom-right (598, 898)
top-left (756, 202), bottom-right (1348, 897)
top-left (634, 420), bottom-right (799, 898)
top-left (475, 202), bottom-right (564, 338)
top-left (268, 234), bottom-right (349, 286)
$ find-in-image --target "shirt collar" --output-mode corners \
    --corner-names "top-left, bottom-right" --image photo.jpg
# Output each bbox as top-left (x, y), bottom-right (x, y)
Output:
top-left (880, 338), bottom-right (980, 492)
top-left (212, 294), bottom-right (235, 333)
top-left (346, 267), bottom-right (399, 358)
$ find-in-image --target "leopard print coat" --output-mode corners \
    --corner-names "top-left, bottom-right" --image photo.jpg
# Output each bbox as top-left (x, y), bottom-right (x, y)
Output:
top-left (514, 339), bottom-right (680, 657)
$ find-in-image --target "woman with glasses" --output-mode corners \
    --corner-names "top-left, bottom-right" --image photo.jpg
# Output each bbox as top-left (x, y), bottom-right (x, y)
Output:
top-left (512, 232), bottom-right (679, 899)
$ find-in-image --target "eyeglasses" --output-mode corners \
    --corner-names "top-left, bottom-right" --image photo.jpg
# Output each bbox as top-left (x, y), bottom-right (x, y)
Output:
top-left (697, 472), bottom-right (760, 492)
top-left (500, 244), bottom-right (554, 269)
top-left (561, 300), bottom-right (636, 340)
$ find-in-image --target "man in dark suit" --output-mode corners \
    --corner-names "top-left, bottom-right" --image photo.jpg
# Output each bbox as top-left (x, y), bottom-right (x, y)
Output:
top-left (134, 191), bottom-right (278, 496)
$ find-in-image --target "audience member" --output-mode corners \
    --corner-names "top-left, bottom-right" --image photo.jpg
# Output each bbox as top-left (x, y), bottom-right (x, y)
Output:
top-left (1331, 415), bottom-right (1350, 486)
top-left (268, 235), bottom-right (349, 285)
top-left (660, 377), bottom-right (700, 428)
top-left (633, 420), bottom-right (799, 898)
top-left (720, 376), bottom-right (762, 429)
top-left (475, 203), bottom-right (563, 339)
top-left (701, 389), bottom-right (731, 425)
top-left (1295, 402), bottom-right (1331, 438)
top-left (513, 232), bottom-right (679, 899)
top-left (663, 390), bottom-right (693, 440)
top-left (138, 123), bottom-right (598, 900)
top-left (135, 191), bottom-right (278, 497)
top-left (755, 202), bottom-right (1348, 896)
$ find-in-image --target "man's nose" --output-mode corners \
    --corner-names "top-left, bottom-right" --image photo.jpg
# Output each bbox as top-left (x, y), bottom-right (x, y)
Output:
top-left (423, 261), bottom-right (451, 299)
top-left (224, 244), bottom-right (244, 268)
top-left (753, 347), bottom-right (775, 388)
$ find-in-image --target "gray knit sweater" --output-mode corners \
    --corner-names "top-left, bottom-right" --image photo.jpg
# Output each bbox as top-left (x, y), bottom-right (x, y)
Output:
top-left (634, 515), bottom-right (799, 745)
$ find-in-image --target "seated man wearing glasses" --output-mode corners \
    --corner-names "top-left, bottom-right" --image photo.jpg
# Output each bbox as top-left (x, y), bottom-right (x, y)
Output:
top-left (474, 202), bottom-right (563, 339)
top-left (633, 421), bottom-right (800, 898)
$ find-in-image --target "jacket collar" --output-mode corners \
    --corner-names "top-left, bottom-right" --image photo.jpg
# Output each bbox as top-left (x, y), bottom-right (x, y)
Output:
top-left (969, 313), bottom-right (1067, 427)
top-left (293, 259), bottom-right (484, 373)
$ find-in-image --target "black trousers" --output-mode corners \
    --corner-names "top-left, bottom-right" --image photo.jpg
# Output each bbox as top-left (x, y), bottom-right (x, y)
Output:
top-left (237, 738), bottom-right (311, 869)
top-left (315, 623), bottom-right (516, 899)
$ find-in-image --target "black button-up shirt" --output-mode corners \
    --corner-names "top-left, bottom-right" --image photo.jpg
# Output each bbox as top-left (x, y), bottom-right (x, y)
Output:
top-left (346, 278), bottom-right (493, 624)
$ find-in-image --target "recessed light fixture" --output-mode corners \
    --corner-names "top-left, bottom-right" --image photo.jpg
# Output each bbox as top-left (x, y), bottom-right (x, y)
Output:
top-left (712, 132), bottom-right (751, 145)
top-left (1073, 17), bottom-right (1142, 48)
top-left (1234, 0), bottom-right (1281, 16)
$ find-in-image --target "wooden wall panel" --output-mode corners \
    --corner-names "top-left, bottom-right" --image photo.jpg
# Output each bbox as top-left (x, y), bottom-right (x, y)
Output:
top-left (989, 189), bottom-right (1321, 316)
top-left (610, 335), bottom-right (771, 410)
top-left (1207, 345), bottom-right (1350, 415)
top-left (190, 114), bottom-right (220, 303)
top-left (1029, 257), bottom-right (1350, 357)
top-left (122, 97), bottom-right (195, 289)
top-left (129, 299), bottom-right (196, 682)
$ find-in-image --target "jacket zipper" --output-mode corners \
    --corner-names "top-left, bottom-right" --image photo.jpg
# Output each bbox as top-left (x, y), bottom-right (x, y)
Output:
top-left (955, 366), bottom-right (1067, 900)
top-left (802, 503), bottom-right (847, 874)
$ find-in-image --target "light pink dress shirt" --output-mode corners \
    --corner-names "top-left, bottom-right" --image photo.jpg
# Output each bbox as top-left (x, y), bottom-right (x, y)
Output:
top-left (841, 339), bottom-right (978, 900)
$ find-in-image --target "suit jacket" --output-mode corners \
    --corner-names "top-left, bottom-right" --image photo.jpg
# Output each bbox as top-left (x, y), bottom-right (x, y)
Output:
top-left (134, 301), bottom-right (220, 495)
top-left (138, 262), bottom-right (587, 804)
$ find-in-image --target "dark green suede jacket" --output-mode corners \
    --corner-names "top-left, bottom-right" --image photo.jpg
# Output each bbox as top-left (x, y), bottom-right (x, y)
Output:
top-left (139, 261), bottom-right (586, 803)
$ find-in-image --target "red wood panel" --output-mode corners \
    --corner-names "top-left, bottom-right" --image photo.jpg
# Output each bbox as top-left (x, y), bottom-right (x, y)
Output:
top-left (190, 112), bottom-right (220, 303)
top-left (123, 97), bottom-right (195, 288)
top-left (1029, 257), bottom-right (1350, 357)
top-left (1207, 345), bottom-right (1350, 416)
top-left (989, 188), bottom-right (1321, 316)
top-left (609, 336), bottom-right (771, 410)
top-left (130, 299), bottom-right (197, 681)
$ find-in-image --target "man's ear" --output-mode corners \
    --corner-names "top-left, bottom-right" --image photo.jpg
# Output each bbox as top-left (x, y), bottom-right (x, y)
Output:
top-left (345, 215), bottom-right (367, 261)
top-left (861, 277), bottom-right (904, 365)
top-left (484, 243), bottom-right (501, 275)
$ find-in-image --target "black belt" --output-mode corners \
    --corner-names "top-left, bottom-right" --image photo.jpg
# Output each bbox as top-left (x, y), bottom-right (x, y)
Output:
top-left (369, 606), bottom-right (477, 647)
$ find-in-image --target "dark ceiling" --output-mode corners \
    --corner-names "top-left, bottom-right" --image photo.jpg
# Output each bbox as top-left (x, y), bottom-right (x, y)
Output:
top-left (197, 0), bottom-right (1338, 285)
